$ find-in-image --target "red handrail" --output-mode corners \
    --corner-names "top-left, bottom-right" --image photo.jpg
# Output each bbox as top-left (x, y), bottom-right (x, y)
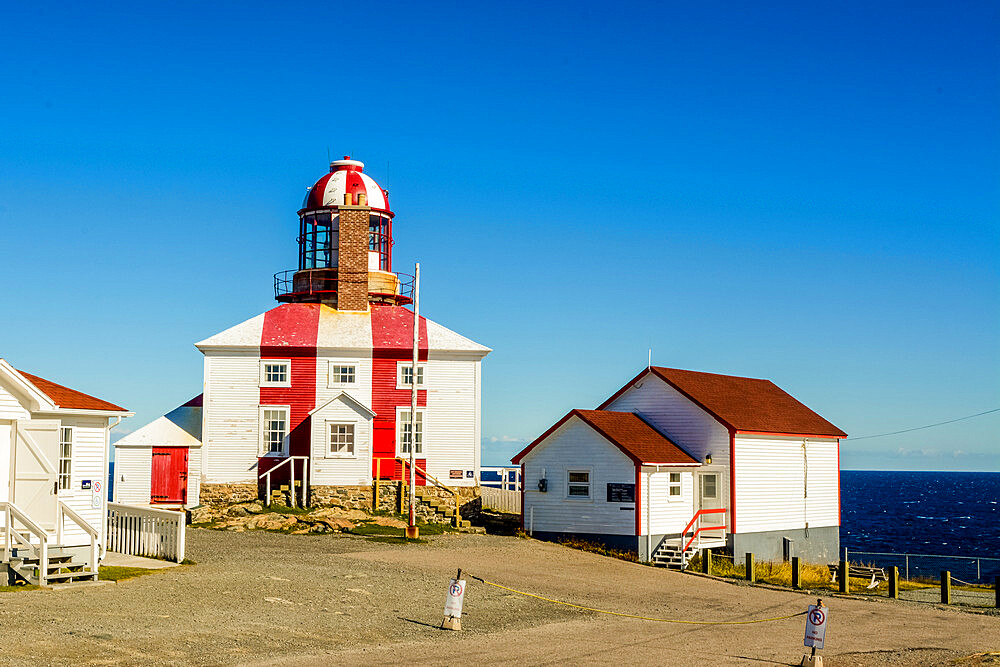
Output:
top-left (680, 508), bottom-right (727, 552)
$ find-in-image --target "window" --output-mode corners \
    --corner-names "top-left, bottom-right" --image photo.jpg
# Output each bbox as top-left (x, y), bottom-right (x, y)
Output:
top-left (700, 474), bottom-right (718, 500)
top-left (397, 409), bottom-right (424, 454)
top-left (58, 427), bottom-right (73, 490)
top-left (260, 406), bottom-right (289, 455)
top-left (260, 360), bottom-right (291, 387)
top-left (328, 422), bottom-right (355, 456)
top-left (567, 470), bottom-right (591, 498)
top-left (668, 472), bottom-right (682, 498)
top-left (397, 362), bottom-right (426, 389)
top-left (329, 362), bottom-right (357, 386)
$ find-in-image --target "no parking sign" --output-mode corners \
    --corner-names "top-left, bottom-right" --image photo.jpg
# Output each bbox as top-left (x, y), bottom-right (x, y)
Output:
top-left (804, 604), bottom-right (828, 649)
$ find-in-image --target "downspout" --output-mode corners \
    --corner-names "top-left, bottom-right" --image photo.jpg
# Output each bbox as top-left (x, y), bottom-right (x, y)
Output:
top-left (101, 415), bottom-right (123, 560)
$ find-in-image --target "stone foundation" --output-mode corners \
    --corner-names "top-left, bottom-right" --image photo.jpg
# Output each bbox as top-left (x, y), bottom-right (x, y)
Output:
top-left (200, 483), bottom-right (259, 507)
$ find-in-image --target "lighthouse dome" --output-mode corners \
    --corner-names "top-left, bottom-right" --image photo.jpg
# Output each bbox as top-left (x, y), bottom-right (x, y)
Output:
top-left (301, 156), bottom-right (390, 213)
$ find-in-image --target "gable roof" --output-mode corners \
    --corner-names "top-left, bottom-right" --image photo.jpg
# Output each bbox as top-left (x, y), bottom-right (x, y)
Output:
top-left (16, 369), bottom-right (127, 412)
top-left (601, 367), bottom-right (846, 438)
top-left (512, 409), bottom-right (700, 466)
top-left (309, 391), bottom-right (377, 418)
top-left (115, 397), bottom-right (202, 447)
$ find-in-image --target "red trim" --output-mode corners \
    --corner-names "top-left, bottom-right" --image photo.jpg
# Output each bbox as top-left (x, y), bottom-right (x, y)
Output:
top-left (634, 464), bottom-right (641, 536)
top-left (735, 430), bottom-right (842, 439)
top-left (728, 428), bottom-right (736, 533)
top-left (680, 508), bottom-right (727, 551)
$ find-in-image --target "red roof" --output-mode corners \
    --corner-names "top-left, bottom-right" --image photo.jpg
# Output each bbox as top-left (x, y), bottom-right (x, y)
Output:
top-left (17, 370), bottom-right (127, 412)
top-left (512, 409), bottom-right (699, 465)
top-left (601, 367), bottom-right (846, 438)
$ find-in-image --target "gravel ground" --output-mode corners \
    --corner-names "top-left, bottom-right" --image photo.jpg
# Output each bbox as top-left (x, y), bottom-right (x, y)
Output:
top-left (0, 528), bottom-right (997, 666)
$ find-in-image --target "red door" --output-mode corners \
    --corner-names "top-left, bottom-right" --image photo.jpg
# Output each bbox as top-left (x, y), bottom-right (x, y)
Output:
top-left (151, 447), bottom-right (188, 504)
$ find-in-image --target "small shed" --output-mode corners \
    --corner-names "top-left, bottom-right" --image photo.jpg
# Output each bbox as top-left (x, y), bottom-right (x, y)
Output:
top-left (1, 359), bottom-right (131, 584)
top-left (513, 366), bottom-right (846, 564)
top-left (114, 396), bottom-right (202, 508)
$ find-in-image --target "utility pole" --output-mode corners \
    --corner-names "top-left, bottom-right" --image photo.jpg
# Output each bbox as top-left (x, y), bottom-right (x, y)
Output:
top-left (406, 263), bottom-right (421, 539)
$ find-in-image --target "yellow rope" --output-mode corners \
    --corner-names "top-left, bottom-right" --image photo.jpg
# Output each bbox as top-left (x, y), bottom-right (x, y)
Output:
top-left (470, 575), bottom-right (809, 625)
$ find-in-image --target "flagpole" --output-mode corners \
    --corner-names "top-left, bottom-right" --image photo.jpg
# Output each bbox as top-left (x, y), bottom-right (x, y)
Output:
top-left (406, 263), bottom-right (420, 539)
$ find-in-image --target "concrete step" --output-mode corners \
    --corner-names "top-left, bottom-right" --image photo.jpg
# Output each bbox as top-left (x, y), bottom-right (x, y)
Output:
top-left (45, 570), bottom-right (98, 583)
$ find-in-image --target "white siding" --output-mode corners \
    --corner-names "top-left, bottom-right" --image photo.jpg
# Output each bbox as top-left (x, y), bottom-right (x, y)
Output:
top-left (424, 356), bottom-right (480, 487)
top-left (114, 445), bottom-right (153, 505)
top-left (641, 468), bottom-right (695, 535)
top-left (202, 351), bottom-right (260, 483)
top-left (57, 417), bottom-right (108, 543)
top-left (188, 446), bottom-right (202, 506)
top-left (605, 376), bottom-right (731, 516)
top-left (0, 383), bottom-right (29, 420)
top-left (309, 397), bottom-right (372, 485)
top-left (522, 418), bottom-right (636, 536)
top-left (0, 420), bottom-right (10, 503)
top-left (733, 435), bottom-right (840, 533)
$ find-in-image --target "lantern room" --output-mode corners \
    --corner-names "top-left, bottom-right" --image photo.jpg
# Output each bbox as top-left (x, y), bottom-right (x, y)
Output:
top-left (274, 157), bottom-right (413, 309)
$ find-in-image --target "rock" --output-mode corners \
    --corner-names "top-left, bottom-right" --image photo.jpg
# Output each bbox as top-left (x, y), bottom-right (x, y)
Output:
top-left (309, 508), bottom-right (370, 521)
top-left (370, 516), bottom-right (407, 528)
top-left (246, 513), bottom-right (298, 531)
top-left (188, 507), bottom-right (219, 524)
top-left (315, 518), bottom-right (354, 532)
top-left (225, 502), bottom-right (264, 517)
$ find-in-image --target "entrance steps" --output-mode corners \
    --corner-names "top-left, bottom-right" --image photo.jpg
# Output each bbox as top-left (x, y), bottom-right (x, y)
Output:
top-left (6, 549), bottom-right (98, 586)
top-left (652, 538), bottom-right (727, 569)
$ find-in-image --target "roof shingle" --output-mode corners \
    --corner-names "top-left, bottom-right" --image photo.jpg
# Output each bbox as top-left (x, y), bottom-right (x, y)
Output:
top-left (17, 370), bottom-right (127, 412)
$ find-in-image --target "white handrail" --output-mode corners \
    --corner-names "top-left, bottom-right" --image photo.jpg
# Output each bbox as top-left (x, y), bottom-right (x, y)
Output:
top-left (259, 456), bottom-right (309, 507)
top-left (58, 501), bottom-right (100, 571)
top-left (1, 501), bottom-right (50, 584)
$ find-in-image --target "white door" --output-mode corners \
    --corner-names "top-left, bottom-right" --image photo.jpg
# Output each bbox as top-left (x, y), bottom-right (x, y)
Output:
top-left (698, 472), bottom-right (721, 511)
top-left (10, 419), bottom-right (60, 532)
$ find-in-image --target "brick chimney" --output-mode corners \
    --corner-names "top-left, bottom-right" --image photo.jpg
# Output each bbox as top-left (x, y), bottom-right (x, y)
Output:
top-left (337, 192), bottom-right (370, 311)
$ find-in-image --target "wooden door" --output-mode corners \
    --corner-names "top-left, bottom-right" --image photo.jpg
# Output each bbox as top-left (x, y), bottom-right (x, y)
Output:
top-left (11, 419), bottom-right (60, 531)
top-left (151, 447), bottom-right (188, 504)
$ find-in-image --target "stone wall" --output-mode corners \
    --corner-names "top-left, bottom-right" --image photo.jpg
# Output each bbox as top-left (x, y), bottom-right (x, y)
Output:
top-left (200, 483), bottom-right (259, 507)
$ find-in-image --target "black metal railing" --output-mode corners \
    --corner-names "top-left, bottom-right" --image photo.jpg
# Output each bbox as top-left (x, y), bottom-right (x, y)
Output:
top-left (273, 269), bottom-right (414, 304)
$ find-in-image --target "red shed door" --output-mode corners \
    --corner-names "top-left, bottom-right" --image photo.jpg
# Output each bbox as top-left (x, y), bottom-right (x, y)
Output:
top-left (151, 447), bottom-right (188, 504)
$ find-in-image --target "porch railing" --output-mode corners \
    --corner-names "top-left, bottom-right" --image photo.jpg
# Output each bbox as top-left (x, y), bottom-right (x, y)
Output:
top-left (394, 457), bottom-right (462, 526)
top-left (259, 456), bottom-right (309, 508)
top-left (1, 501), bottom-right (49, 579)
top-left (681, 508), bottom-right (728, 552)
top-left (57, 501), bottom-right (100, 572)
top-left (107, 503), bottom-right (186, 563)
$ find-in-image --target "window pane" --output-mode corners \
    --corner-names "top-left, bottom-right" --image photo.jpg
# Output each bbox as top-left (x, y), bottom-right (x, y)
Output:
top-left (568, 472), bottom-right (589, 483)
top-left (670, 472), bottom-right (681, 483)
top-left (568, 485), bottom-right (589, 497)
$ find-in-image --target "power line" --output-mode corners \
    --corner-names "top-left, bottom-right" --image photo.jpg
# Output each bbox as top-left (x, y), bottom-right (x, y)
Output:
top-left (846, 408), bottom-right (1000, 441)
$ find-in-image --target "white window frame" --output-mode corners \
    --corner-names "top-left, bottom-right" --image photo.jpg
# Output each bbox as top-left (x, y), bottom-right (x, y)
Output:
top-left (326, 421), bottom-right (356, 458)
top-left (259, 405), bottom-right (290, 456)
top-left (259, 360), bottom-right (291, 388)
top-left (700, 472), bottom-right (718, 500)
top-left (58, 426), bottom-right (73, 491)
top-left (395, 407), bottom-right (425, 456)
top-left (396, 361), bottom-right (426, 390)
top-left (566, 468), bottom-right (592, 500)
top-left (327, 360), bottom-right (359, 388)
top-left (667, 471), bottom-right (683, 501)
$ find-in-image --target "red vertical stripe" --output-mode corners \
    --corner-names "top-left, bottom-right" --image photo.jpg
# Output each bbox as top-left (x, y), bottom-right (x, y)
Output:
top-left (370, 305), bottom-right (428, 482)
top-left (634, 463), bottom-right (642, 537)
top-left (259, 304), bottom-right (321, 478)
top-left (728, 429), bottom-right (736, 534)
top-left (345, 170), bottom-right (365, 205)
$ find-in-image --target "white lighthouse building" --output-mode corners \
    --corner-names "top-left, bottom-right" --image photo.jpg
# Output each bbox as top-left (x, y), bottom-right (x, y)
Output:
top-left (115, 157), bottom-right (490, 508)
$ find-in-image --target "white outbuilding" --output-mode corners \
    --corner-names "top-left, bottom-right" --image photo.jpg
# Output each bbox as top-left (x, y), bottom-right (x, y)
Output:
top-left (1, 359), bottom-right (131, 585)
top-left (513, 366), bottom-right (846, 564)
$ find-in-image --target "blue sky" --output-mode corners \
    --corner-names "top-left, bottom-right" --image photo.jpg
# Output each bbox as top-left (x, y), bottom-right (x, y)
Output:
top-left (1, 1), bottom-right (997, 470)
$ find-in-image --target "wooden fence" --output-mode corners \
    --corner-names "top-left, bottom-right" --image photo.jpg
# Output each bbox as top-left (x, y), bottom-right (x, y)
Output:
top-left (107, 503), bottom-right (186, 563)
top-left (480, 486), bottom-right (520, 515)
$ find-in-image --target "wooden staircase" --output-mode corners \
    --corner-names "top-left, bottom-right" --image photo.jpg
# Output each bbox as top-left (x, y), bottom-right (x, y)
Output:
top-left (652, 541), bottom-right (699, 569)
top-left (7, 548), bottom-right (98, 586)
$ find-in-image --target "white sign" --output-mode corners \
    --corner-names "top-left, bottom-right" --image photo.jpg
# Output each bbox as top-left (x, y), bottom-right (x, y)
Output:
top-left (804, 604), bottom-right (828, 648)
top-left (443, 578), bottom-right (466, 618)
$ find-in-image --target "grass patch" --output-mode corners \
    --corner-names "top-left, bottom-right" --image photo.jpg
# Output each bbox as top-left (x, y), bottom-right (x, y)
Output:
top-left (556, 536), bottom-right (639, 562)
top-left (98, 566), bottom-right (159, 582)
top-left (0, 584), bottom-right (40, 593)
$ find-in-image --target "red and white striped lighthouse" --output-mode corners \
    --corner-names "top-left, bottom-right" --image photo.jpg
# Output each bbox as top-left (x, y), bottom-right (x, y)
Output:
top-left (274, 156), bottom-right (412, 311)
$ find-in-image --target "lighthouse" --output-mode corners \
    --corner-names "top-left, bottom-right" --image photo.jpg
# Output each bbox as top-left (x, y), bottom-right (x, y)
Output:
top-left (113, 157), bottom-right (490, 510)
top-left (274, 157), bottom-right (412, 310)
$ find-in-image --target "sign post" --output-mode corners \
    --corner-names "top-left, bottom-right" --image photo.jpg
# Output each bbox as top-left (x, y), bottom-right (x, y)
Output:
top-left (801, 599), bottom-right (827, 667)
top-left (442, 568), bottom-right (465, 631)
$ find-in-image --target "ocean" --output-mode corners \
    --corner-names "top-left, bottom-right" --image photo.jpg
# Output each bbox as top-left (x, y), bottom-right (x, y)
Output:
top-left (840, 470), bottom-right (1000, 581)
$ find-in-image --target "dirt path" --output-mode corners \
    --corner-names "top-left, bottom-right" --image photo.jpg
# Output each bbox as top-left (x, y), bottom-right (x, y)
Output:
top-left (0, 529), bottom-right (996, 666)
